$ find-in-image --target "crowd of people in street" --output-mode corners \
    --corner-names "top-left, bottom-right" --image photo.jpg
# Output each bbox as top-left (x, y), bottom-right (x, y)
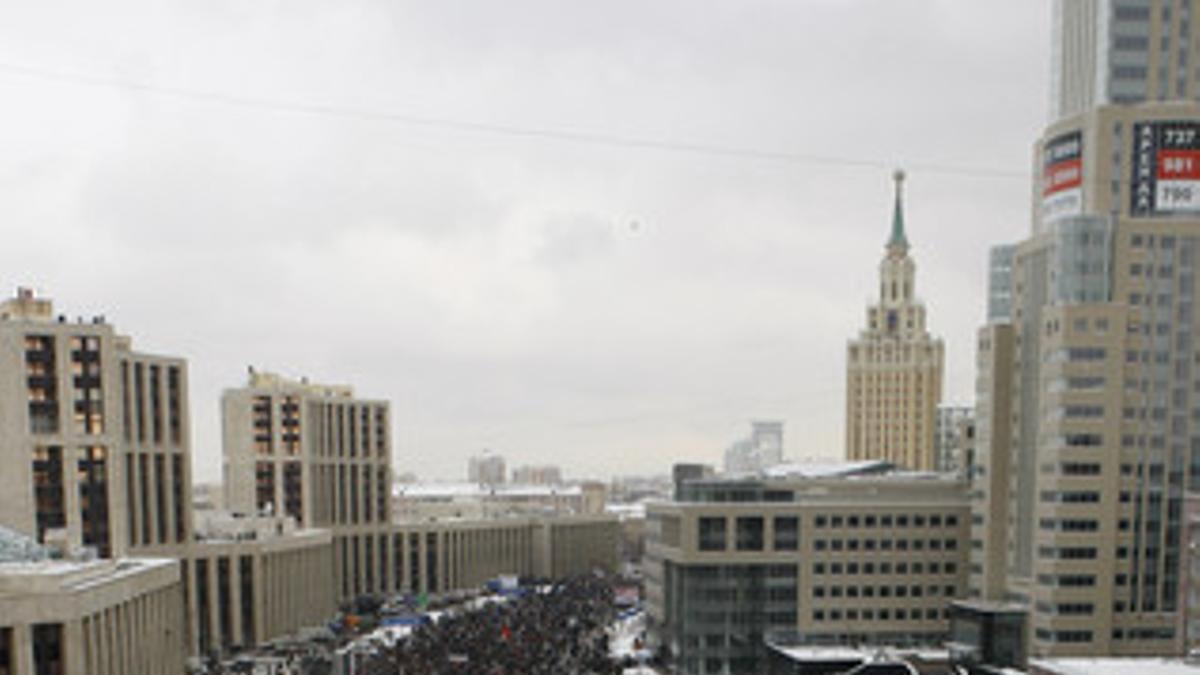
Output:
top-left (365, 575), bottom-right (626, 674)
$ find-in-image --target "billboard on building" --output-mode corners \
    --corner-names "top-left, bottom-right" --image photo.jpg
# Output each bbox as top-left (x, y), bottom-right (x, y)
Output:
top-left (1042, 130), bottom-right (1084, 226)
top-left (1131, 120), bottom-right (1200, 216)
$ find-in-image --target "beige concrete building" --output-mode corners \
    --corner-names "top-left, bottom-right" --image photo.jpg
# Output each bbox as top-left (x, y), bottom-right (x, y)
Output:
top-left (645, 461), bottom-right (969, 675)
top-left (845, 173), bottom-right (945, 471)
top-left (1179, 492), bottom-right (1200, 652)
top-left (387, 514), bottom-right (620, 595)
top-left (969, 100), bottom-right (1200, 658)
top-left (222, 370), bottom-right (390, 601)
top-left (0, 533), bottom-right (184, 675)
top-left (185, 512), bottom-right (335, 657)
top-left (0, 288), bottom-right (192, 560)
top-left (392, 481), bottom-right (607, 521)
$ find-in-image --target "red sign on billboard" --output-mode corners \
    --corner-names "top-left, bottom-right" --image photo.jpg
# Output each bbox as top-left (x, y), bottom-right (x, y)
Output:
top-left (1158, 150), bottom-right (1200, 180)
top-left (1043, 158), bottom-right (1082, 196)
top-left (1042, 130), bottom-right (1083, 224)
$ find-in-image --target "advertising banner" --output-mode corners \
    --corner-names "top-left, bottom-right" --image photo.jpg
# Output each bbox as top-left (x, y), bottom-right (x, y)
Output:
top-left (1131, 120), bottom-right (1200, 216)
top-left (1042, 130), bottom-right (1083, 225)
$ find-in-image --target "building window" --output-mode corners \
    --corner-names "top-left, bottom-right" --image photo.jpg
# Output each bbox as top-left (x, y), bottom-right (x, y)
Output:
top-left (284, 462), bottom-right (303, 525)
top-left (25, 335), bottom-right (59, 434)
top-left (173, 456), bottom-right (187, 542)
top-left (0, 627), bottom-right (11, 675)
top-left (256, 462), bottom-right (275, 515)
top-left (218, 557), bottom-right (233, 651)
top-left (239, 555), bottom-right (255, 647)
top-left (735, 516), bottom-right (764, 551)
top-left (167, 366), bottom-right (182, 444)
top-left (774, 516), bottom-right (799, 551)
top-left (32, 445), bottom-right (65, 543)
top-left (253, 396), bottom-right (273, 454)
top-left (31, 623), bottom-right (63, 675)
top-left (698, 517), bottom-right (727, 551)
top-left (77, 446), bottom-right (110, 557)
top-left (148, 364), bottom-right (162, 443)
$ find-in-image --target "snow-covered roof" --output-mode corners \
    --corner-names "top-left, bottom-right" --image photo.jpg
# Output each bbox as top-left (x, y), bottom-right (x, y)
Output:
top-left (605, 503), bottom-right (646, 519)
top-left (394, 483), bottom-right (583, 499)
top-left (1029, 658), bottom-right (1200, 675)
top-left (0, 526), bottom-right (50, 563)
top-left (760, 459), bottom-right (895, 480)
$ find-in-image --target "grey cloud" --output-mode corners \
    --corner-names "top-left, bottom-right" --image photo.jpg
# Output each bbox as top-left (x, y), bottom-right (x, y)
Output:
top-left (0, 0), bottom-right (1048, 480)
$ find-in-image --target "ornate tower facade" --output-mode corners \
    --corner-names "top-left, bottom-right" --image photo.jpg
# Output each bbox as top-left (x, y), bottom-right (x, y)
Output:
top-left (845, 171), bottom-right (945, 470)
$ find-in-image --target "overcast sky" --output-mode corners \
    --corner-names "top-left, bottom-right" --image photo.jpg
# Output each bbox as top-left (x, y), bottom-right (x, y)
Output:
top-left (0, 1), bottom-right (1049, 482)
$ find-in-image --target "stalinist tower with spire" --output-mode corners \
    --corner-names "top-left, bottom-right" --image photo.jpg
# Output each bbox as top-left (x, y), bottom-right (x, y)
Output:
top-left (844, 170), bottom-right (944, 471)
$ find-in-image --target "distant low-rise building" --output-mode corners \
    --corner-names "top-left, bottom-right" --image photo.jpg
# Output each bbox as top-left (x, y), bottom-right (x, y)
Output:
top-left (186, 512), bottom-right (335, 657)
top-left (511, 464), bottom-right (563, 486)
top-left (468, 450), bottom-right (506, 486)
top-left (392, 481), bottom-right (606, 521)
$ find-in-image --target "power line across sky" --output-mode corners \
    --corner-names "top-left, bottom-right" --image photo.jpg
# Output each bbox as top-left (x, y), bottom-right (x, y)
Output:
top-left (0, 60), bottom-right (1029, 181)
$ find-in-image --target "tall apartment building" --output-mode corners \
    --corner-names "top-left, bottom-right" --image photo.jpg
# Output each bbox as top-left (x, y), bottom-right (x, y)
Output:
top-left (846, 172), bottom-right (945, 471)
top-left (645, 461), bottom-right (969, 675)
top-left (468, 450), bottom-right (506, 485)
top-left (222, 370), bottom-right (391, 601)
top-left (968, 1), bottom-right (1200, 650)
top-left (1050, 0), bottom-right (1200, 122)
top-left (0, 288), bottom-right (192, 559)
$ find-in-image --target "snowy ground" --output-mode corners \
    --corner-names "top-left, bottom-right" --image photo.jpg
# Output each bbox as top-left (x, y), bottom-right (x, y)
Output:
top-left (609, 609), bottom-right (660, 674)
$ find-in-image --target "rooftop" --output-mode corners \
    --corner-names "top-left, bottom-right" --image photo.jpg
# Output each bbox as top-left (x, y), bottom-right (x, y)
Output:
top-left (243, 368), bottom-right (354, 398)
top-left (760, 459), bottom-right (896, 480)
top-left (0, 526), bottom-right (50, 563)
top-left (1028, 658), bottom-right (1200, 675)
top-left (393, 483), bottom-right (586, 499)
top-left (0, 557), bottom-right (177, 595)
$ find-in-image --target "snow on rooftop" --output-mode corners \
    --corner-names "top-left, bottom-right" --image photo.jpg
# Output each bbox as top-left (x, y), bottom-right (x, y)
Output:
top-left (760, 459), bottom-right (895, 480)
top-left (1029, 658), bottom-right (1200, 675)
top-left (771, 645), bottom-right (866, 661)
top-left (605, 503), bottom-right (646, 519)
top-left (393, 483), bottom-right (582, 499)
top-left (0, 526), bottom-right (50, 563)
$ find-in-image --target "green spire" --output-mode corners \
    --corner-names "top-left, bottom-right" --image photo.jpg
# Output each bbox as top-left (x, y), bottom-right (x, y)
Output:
top-left (887, 169), bottom-right (909, 254)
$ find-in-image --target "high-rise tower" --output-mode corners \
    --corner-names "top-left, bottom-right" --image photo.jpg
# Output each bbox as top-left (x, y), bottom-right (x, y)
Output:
top-left (1051, 0), bottom-right (1200, 122)
top-left (845, 172), bottom-right (945, 471)
top-left (967, 0), bottom-right (1200, 659)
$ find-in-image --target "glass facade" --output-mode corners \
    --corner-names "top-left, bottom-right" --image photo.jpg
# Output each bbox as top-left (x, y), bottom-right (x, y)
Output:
top-left (663, 562), bottom-right (798, 675)
top-left (1051, 215), bottom-right (1113, 305)
top-left (988, 245), bottom-right (1016, 322)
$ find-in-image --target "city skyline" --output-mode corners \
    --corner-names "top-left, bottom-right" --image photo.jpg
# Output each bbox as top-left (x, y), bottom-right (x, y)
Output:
top-left (0, 2), bottom-right (1049, 481)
